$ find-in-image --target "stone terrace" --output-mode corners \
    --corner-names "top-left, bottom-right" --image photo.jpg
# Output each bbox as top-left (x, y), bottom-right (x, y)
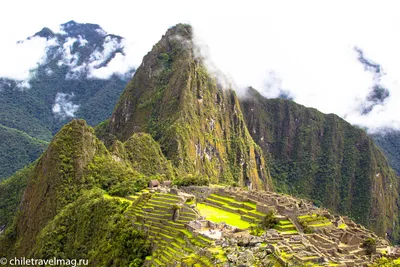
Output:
top-left (125, 189), bottom-right (226, 267)
top-left (181, 186), bottom-right (393, 266)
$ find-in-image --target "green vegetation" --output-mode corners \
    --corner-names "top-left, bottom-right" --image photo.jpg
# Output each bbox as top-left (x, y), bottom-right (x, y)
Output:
top-left (85, 154), bottom-right (148, 197)
top-left (0, 120), bottom-right (153, 257)
top-left (0, 165), bottom-right (32, 228)
top-left (0, 125), bottom-right (47, 180)
top-left (372, 130), bottom-right (400, 175)
top-left (274, 219), bottom-right (298, 235)
top-left (369, 257), bottom-right (400, 266)
top-left (241, 87), bottom-right (400, 241)
top-left (103, 24), bottom-right (272, 190)
top-left (362, 237), bottom-right (377, 255)
top-left (32, 189), bottom-right (151, 266)
top-left (129, 190), bottom-right (216, 266)
top-left (173, 174), bottom-right (210, 187)
top-left (297, 214), bottom-right (332, 232)
top-left (260, 211), bottom-right (279, 229)
top-left (111, 133), bottom-right (175, 180)
top-left (2, 22), bottom-right (398, 267)
top-left (0, 22), bottom-right (131, 183)
top-left (197, 203), bottom-right (252, 229)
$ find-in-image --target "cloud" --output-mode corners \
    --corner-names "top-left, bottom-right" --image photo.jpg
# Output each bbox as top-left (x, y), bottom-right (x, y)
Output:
top-left (187, 2), bottom-right (400, 132)
top-left (0, 36), bottom-right (56, 87)
top-left (55, 32), bottom-right (135, 80)
top-left (1, 0), bottom-right (400, 132)
top-left (87, 37), bottom-right (136, 79)
top-left (351, 47), bottom-right (390, 116)
top-left (52, 92), bottom-right (80, 118)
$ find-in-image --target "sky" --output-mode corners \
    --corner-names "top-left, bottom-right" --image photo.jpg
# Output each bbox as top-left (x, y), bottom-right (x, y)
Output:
top-left (1, 0), bottom-right (400, 132)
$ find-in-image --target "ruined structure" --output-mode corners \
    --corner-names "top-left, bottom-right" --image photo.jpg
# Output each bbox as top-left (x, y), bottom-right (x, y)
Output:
top-left (128, 185), bottom-right (398, 266)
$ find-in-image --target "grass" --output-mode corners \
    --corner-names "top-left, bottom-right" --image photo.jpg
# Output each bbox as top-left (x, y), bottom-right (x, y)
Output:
top-left (103, 194), bottom-right (133, 204)
top-left (244, 201), bottom-right (257, 209)
top-left (210, 193), bottom-right (236, 201)
top-left (280, 251), bottom-right (293, 260)
top-left (309, 221), bottom-right (332, 227)
top-left (197, 203), bottom-right (252, 229)
top-left (279, 230), bottom-right (298, 235)
top-left (208, 247), bottom-right (227, 262)
top-left (298, 214), bottom-right (317, 219)
top-left (277, 220), bottom-right (292, 225)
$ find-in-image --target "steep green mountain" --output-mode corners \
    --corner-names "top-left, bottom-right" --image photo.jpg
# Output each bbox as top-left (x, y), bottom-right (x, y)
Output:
top-left (371, 130), bottom-right (400, 175)
top-left (0, 165), bottom-right (33, 230)
top-left (102, 24), bottom-right (272, 190)
top-left (240, 87), bottom-right (400, 241)
top-left (32, 189), bottom-right (151, 267)
top-left (0, 21), bottom-right (133, 180)
top-left (0, 124), bottom-right (47, 179)
top-left (0, 119), bottom-right (152, 263)
top-left (2, 23), bottom-right (400, 266)
top-left (110, 132), bottom-right (176, 179)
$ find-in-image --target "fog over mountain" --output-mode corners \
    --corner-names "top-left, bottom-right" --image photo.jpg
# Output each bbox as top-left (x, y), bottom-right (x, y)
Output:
top-left (2, 1), bottom-right (400, 133)
top-left (0, 21), bottom-right (135, 179)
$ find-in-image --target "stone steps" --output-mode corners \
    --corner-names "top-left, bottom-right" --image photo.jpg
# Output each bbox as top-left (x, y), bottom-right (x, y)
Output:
top-left (129, 190), bottom-right (215, 267)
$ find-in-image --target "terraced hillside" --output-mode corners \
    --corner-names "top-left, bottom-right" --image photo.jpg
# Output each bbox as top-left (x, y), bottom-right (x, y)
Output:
top-left (124, 190), bottom-right (221, 267)
top-left (298, 214), bottom-right (333, 233)
top-left (200, 193), bottom-right (299, 236)
top-left (107, 185), bottom-right (399, 266)
top-left (180, 186), bottom-right (397, 266)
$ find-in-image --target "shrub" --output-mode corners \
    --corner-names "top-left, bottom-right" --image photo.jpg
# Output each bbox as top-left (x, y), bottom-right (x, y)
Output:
top-left (261, 211), bottom-right (279, 230)
top-left (172, 174), bottom-right (209, 187)
top-left (362, 237), bottom-right (377, 255)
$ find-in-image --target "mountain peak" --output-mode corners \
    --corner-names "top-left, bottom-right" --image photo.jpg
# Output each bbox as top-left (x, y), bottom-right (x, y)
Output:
top-left (165, 23), bottom-right (193, 40)
top-left (33, 27), bottom-right (55, 39)
top-left (61, 20), bottom-right (78, 27)
top-left (104, 24), bottom-right (273, 190)
top-left (145, 23), bottom-right (194, 60)
top-left (60, 20), bottom-right (106, 39)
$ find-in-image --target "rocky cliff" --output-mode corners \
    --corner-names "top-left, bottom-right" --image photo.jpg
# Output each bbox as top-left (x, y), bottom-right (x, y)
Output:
top-left (103, 24), bottom-right (272, 190)
top-left (240, 87), bottom-right (400, 241)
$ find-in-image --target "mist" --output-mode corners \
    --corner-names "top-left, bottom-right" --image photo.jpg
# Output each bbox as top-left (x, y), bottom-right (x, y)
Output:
top-left (1, 0), bottom-right (400, 132)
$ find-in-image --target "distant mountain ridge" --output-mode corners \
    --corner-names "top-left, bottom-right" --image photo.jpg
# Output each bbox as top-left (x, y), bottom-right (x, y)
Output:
top-left (240, 88), bottom-right (400, 241)
top-left (0, 21), bottom-right (134, 179)
top-left (1, 24), bottom-right (400, 266)
top-left (371, 129), bottom-right (400, 175)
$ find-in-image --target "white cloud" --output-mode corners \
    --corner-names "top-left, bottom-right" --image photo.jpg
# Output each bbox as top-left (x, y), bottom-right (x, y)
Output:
top-left (57, 37), bottom-right (79, 64)
top-left (55, 34), bottom-right (135, 80)
top-left (95, 28), bottom-right (107, 37)
top-left (77, 35), bottom-right (88, 47)
top-left (52, 92), bottom-right (80, 118)
top-left (0, 36), bottom-right (56, 84)
top-left (1, 0), bottom-right (400, 131)
top-left (87, 38), bottom-right (137, 79)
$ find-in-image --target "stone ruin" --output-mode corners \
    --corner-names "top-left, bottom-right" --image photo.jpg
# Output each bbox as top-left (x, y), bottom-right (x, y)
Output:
top-left (176, 186), bottom-right (399, 266)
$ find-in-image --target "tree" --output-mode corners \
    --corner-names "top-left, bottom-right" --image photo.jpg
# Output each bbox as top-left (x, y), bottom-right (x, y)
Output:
top-left (261, 211), bottom-right (278, 230)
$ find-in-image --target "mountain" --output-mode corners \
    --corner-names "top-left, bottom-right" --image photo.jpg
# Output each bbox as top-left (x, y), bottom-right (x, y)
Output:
top-left (0, 119), bottom-right (151, 261)
top-left (240, 87), bottom-right (400, 241)
top-left (0, 125), bottom-right (48, 179)
top-left (1, 23), bottom-right (400, 266)
top-left (101, 24), bottom-right (272, 190)
top-left (0, 21), bottom-right (134, 180)
top-left (0, 24), bottom-right (271, 258)
top-left (371, 129), bottom-right (400, 175)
